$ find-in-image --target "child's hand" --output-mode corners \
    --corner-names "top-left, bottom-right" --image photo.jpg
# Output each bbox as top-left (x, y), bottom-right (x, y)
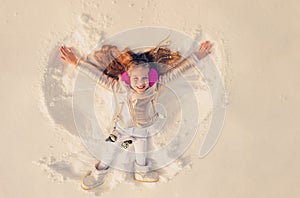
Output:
top-left (194, 41), bottom-right (213, 60)
top-left (60, 46), bottom-right (79, 66)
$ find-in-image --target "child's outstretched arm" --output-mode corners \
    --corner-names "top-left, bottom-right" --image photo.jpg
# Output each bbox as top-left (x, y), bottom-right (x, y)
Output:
top-left (60, 46), bottom-right (120, 92)
top-left (159, 41), bottom-right (212, 85)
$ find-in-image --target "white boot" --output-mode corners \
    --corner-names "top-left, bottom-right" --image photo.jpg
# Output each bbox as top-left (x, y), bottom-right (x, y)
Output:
top-left (134, 161), bottom-right (159, 183)
top-left (81, 162), bottom-right (109, 190)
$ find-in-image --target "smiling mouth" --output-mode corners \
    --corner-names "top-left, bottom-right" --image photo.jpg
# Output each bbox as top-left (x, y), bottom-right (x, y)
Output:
top-left (136, 85), bottom-right (146, 90)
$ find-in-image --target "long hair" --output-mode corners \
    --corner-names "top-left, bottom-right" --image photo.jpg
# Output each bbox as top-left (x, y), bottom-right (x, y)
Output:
top-left (92, 43), bottom-right (182, 79)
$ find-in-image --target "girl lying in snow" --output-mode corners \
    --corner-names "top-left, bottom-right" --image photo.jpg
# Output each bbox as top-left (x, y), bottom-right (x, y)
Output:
top-left (60, 40), bottom-right (212, 190)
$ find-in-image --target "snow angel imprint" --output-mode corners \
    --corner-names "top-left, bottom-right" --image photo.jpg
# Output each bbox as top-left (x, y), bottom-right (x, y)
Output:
top-left (59, 40), bottom-right (212, 190)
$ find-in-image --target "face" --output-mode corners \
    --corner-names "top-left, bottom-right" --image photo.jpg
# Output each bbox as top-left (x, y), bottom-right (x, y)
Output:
top-left (128, 66), bottom-right (150, 94)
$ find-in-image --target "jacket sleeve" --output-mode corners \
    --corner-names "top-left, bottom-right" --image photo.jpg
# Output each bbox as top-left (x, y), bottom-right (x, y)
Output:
top-left (75, 54), bottom-right (120, 92)
top-left (158, 53), bottom-right (200, 85)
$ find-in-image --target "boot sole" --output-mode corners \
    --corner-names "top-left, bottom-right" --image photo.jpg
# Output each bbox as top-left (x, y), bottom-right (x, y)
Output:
top-left (81, 181), bottom-right (104, 190)
top-left (134, 178), bottom-right (159, 183)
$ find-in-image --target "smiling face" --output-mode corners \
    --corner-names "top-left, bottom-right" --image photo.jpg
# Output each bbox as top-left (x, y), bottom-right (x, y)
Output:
top-left (128, 65), bottom-right (150, 94)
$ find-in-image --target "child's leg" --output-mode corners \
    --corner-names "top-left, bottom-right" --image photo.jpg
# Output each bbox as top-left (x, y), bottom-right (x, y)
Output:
top-left (134, 137), bottom-right (148, 166)
top-left (96, 161), bottom-right (109, 170)
top-left (133, 135), bottom-right (159, 182)
top-left (82, 138), bottom-right (126, 190)
top-left (96, 140), bottom-right (120, 169)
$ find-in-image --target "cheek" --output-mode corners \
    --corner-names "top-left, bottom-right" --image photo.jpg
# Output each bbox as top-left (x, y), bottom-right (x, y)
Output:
top-left (145, 79), bottom-right (150, 86)
top-left (130, 81), bottom-right (135, 87)
top-left (142, 79), bottom-right (150, 86)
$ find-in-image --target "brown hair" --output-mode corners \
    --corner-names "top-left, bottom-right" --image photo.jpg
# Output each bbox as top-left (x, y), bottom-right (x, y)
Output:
top-left (93, 44), bottom-right (182, 79)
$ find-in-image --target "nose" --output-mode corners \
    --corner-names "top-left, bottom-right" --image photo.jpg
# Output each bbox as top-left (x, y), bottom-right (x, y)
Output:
top-left (137, 79), bottom-right (146, 85)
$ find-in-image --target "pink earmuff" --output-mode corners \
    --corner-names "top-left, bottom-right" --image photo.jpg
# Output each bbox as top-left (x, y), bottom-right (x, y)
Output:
top-left (121, 68), bottom-right (158, 87)
top-left (121, 72), bottom-right (131, 84)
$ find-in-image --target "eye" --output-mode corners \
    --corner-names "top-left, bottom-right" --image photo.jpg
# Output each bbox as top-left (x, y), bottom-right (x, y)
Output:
top-left (142, 77), bottom-right (149, 80)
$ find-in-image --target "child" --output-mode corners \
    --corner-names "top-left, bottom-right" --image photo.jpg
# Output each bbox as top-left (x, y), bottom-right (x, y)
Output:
top-left (60, 40), bottom-right (212, 190)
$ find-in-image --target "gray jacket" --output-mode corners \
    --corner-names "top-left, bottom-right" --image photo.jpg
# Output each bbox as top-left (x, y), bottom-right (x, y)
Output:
top-left (76, 53), bottom-right (199, 130)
